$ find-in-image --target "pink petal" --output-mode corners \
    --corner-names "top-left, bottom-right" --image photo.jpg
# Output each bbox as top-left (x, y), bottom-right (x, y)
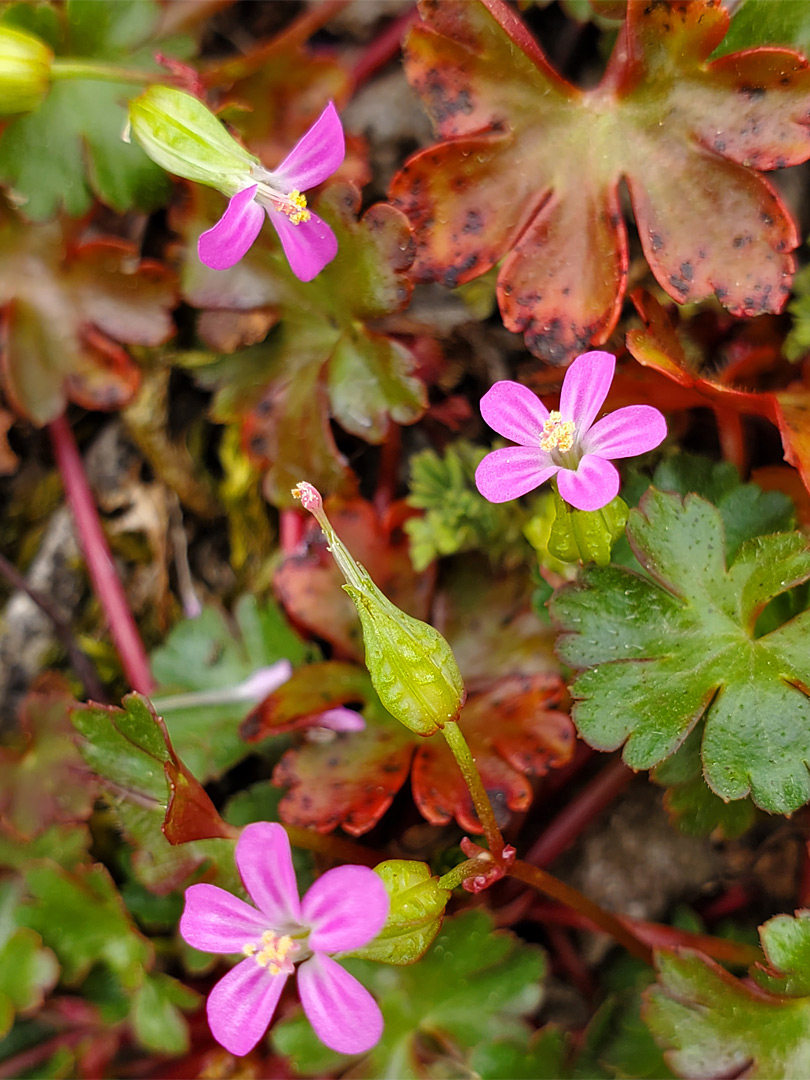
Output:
top-left (480, 381), bottom-right (549, 445)
top-left (207, 957), bottom-right (288, 1057)
top-left (583, 405), bottom-right (667, 460)
top-left (297, 953), bottom-right (383, 1055)
top-left (180, 884), bottom-right (268, 954)
top-left (236, 823), bottom-right (301, 926)
top-left (198, 185), bottom-right (265, 271)
top-left (559, 351), bottom-right (616, 432)
top-left (270, 210), bottom-right (338, 282)
top-left (557, 455), bottom-right (620, 512)
top-left (302, 866), bottom-right (389, 954)
top-left (309, 707), bottom-right (365, 733)
top-left (475, 446), bottom-right (558, 503)
top-left (272, 102), bottom-right (345, 192)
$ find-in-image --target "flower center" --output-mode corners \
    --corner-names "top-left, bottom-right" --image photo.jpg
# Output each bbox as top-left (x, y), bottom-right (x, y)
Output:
top-left (282, 190), bottom-right (311, 225)
top-left (242, 930), bottom-right (299, 975)
top-left (252, 173), bottom-right (312, 226)
top-left (540, 411), bottom-right (576, 453)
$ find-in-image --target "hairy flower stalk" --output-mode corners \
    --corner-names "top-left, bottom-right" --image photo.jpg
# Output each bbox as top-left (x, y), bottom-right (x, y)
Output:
top-left (476, 351), bottom-right (667, 511)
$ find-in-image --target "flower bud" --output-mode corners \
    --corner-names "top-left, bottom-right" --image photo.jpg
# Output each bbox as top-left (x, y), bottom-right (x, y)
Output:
top-left (127, 85), bottom-right (257, 194)
top-left (292, 482), bottom-right (466, 736)
top-left (0, 25), bottom-right (52, 115)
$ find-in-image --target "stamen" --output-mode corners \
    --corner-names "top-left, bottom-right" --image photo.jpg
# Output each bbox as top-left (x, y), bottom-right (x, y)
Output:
top-left (283, 190), bottom-right (311, 225)
top-left (243, 931), bottom-right (298, 975)
top-left (540, 411), bottom-right (576, 453)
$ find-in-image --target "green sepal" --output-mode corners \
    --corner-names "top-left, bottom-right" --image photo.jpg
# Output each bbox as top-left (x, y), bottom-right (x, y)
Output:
top-left (341, 860), bottom-right (451, 965)
top-left (0, 25), bottom-right (52, 115)
top-left (344, 578), bottom-right (465, 735)
top-left (547, 490), bottom-right (628, 566)
top-left (128, 85), bottom-right (256, 194)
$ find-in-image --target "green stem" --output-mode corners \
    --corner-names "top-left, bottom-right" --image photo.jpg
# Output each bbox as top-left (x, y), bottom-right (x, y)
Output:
top-left (441, 720), bottom-right (505, 857)
top-left (510, 858), bottom-right (653, 965)
top-left (50, 59), bottom-right (157, 85)
top-left (436, 857), bottom-right (492, 892)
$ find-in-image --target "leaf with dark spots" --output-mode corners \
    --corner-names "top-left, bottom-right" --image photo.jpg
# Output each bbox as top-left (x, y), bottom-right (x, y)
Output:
top-left (390, 0), bottom-right (810, 362)
top-left (411, 675), bottom-right (574, 833)
top-left (176, 182), bottom-right (425, 505)
top-left (627, 290), bottom-right (810, 499)
top-left (0, 676), bottom-right (95, 840)
top-left (0, 207), bottom-right (176, 425)
top-left (274, 497), bottom-right (434, 661)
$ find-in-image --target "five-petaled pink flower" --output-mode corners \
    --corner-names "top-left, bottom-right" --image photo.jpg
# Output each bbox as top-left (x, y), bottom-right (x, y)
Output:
top-left (475, 351), bottom-right (667, 511)
top-left (199, 101), bottom-right (345, 281)
top-left (180, 822), bottom-right (389, 1057)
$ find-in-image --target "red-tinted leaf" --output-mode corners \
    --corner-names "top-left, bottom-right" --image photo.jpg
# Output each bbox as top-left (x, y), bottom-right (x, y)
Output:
top-left (274, 497), bottom-right (434, 660)
top-left (253, 662), bottom-right (416, 835)
top-left (627, 290), bottom-right (810, 497)
top-left (412, 675), bottom-right (573, 832)
top-left (390, 0), bottom-right (810, 362)
top-left (0, 676), bottom-right (94, 840)
top-left (240, 661), bottom-right (372, 741)
top-left (0, 211), bottom-right (176, 424)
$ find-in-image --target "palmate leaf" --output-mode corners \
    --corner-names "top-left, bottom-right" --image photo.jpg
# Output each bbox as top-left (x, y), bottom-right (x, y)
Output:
top-left (390, 0), bottom-right (810, 362)
top-left (645, 912), bottom-right (810, 1078)
top-left (551, 487), bottom-right (810, 814)
top-left (0, 0), bottom-right (183, 219)
top-left (177, 182), bottom-right (426, 505)
top-left (0, 203), bottom-right (176, 425)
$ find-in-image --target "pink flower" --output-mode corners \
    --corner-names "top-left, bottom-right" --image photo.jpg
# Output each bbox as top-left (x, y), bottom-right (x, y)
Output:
top-left (180, 822), bottom-right (389, 1056)
top-left (198, 102), bottom-right (345, 280)
top-left (475, 351), bottom-right (667, 512)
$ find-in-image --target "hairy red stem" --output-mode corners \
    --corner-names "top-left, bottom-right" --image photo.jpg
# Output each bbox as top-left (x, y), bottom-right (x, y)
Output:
top-left (49, 415), bottom-right (154, 696)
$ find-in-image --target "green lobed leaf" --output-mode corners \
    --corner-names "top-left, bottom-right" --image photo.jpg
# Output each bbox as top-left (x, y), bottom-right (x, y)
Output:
top-left (341, 861), bottom-right (450, 966)
top-left (130, 971), bottom-right (200, 1055)
top-left (0, 881), bottom-right (58, 1038)
top-left (0, 0), bottom-right (183, 218)
top-left (16, 862), bottom-right (151, 989)
top-left (151, 595), bottom-right (310, 782)
top-left (470, 1027), bottom-right (570, 1079)
top-left (645, 948), bottom-right (810, 1079)
top-left (71, 695), bottom-right (238, 895)
top-left (273, 909), bottom-right (546, 1078)
top-left (551, 486), bottom-right (810, 813)
top-left (404, 440), bottom-right (536, 571)
top-left (753, 910), bottom-right (810, 997)
top-left (713, 0), bottom-right (810, 57)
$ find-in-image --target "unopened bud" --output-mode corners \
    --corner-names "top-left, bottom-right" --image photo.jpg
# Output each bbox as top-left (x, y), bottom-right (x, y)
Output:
top-left (0, 25), bottom-right (52, 115)
top-left (292, 482), bottom-right (466, 736)
top-left (128, 85), bottom-right (257, 194)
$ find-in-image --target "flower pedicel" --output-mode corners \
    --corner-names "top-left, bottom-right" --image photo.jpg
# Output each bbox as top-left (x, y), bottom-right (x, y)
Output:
top-left (180, 822), bottom-right (389, 1056)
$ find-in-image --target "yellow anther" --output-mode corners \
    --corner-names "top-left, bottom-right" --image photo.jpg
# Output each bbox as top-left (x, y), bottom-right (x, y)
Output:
top-left (284, 190), bottom-right (311, 225)
top-left (540, 411), bottom-right (576, 453)
top-left (245, 932), bottom-right (298, 973)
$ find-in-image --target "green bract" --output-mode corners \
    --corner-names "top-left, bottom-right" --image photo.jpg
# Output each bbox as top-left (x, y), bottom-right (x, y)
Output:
top-left (341, 860), bottom-right (450, 965)
top-left (129, 85), bottom-right (257, 194)
top-left (0, 25), bottom-right (52, 115)
top-left (551, 486), bottom-right (810, 814)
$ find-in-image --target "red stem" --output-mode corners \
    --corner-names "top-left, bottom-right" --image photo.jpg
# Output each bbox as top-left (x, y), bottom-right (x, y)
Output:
top-left (49, 415), bottom-right (155, 696)
top-left (351, 5), bottom-right (419, 89)
top-left (523, 756), bottom-right (634, 869)
top-left (529, 902), bottom-right (763, 968)
top-left (280, 508), bottom-right (304, 555)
